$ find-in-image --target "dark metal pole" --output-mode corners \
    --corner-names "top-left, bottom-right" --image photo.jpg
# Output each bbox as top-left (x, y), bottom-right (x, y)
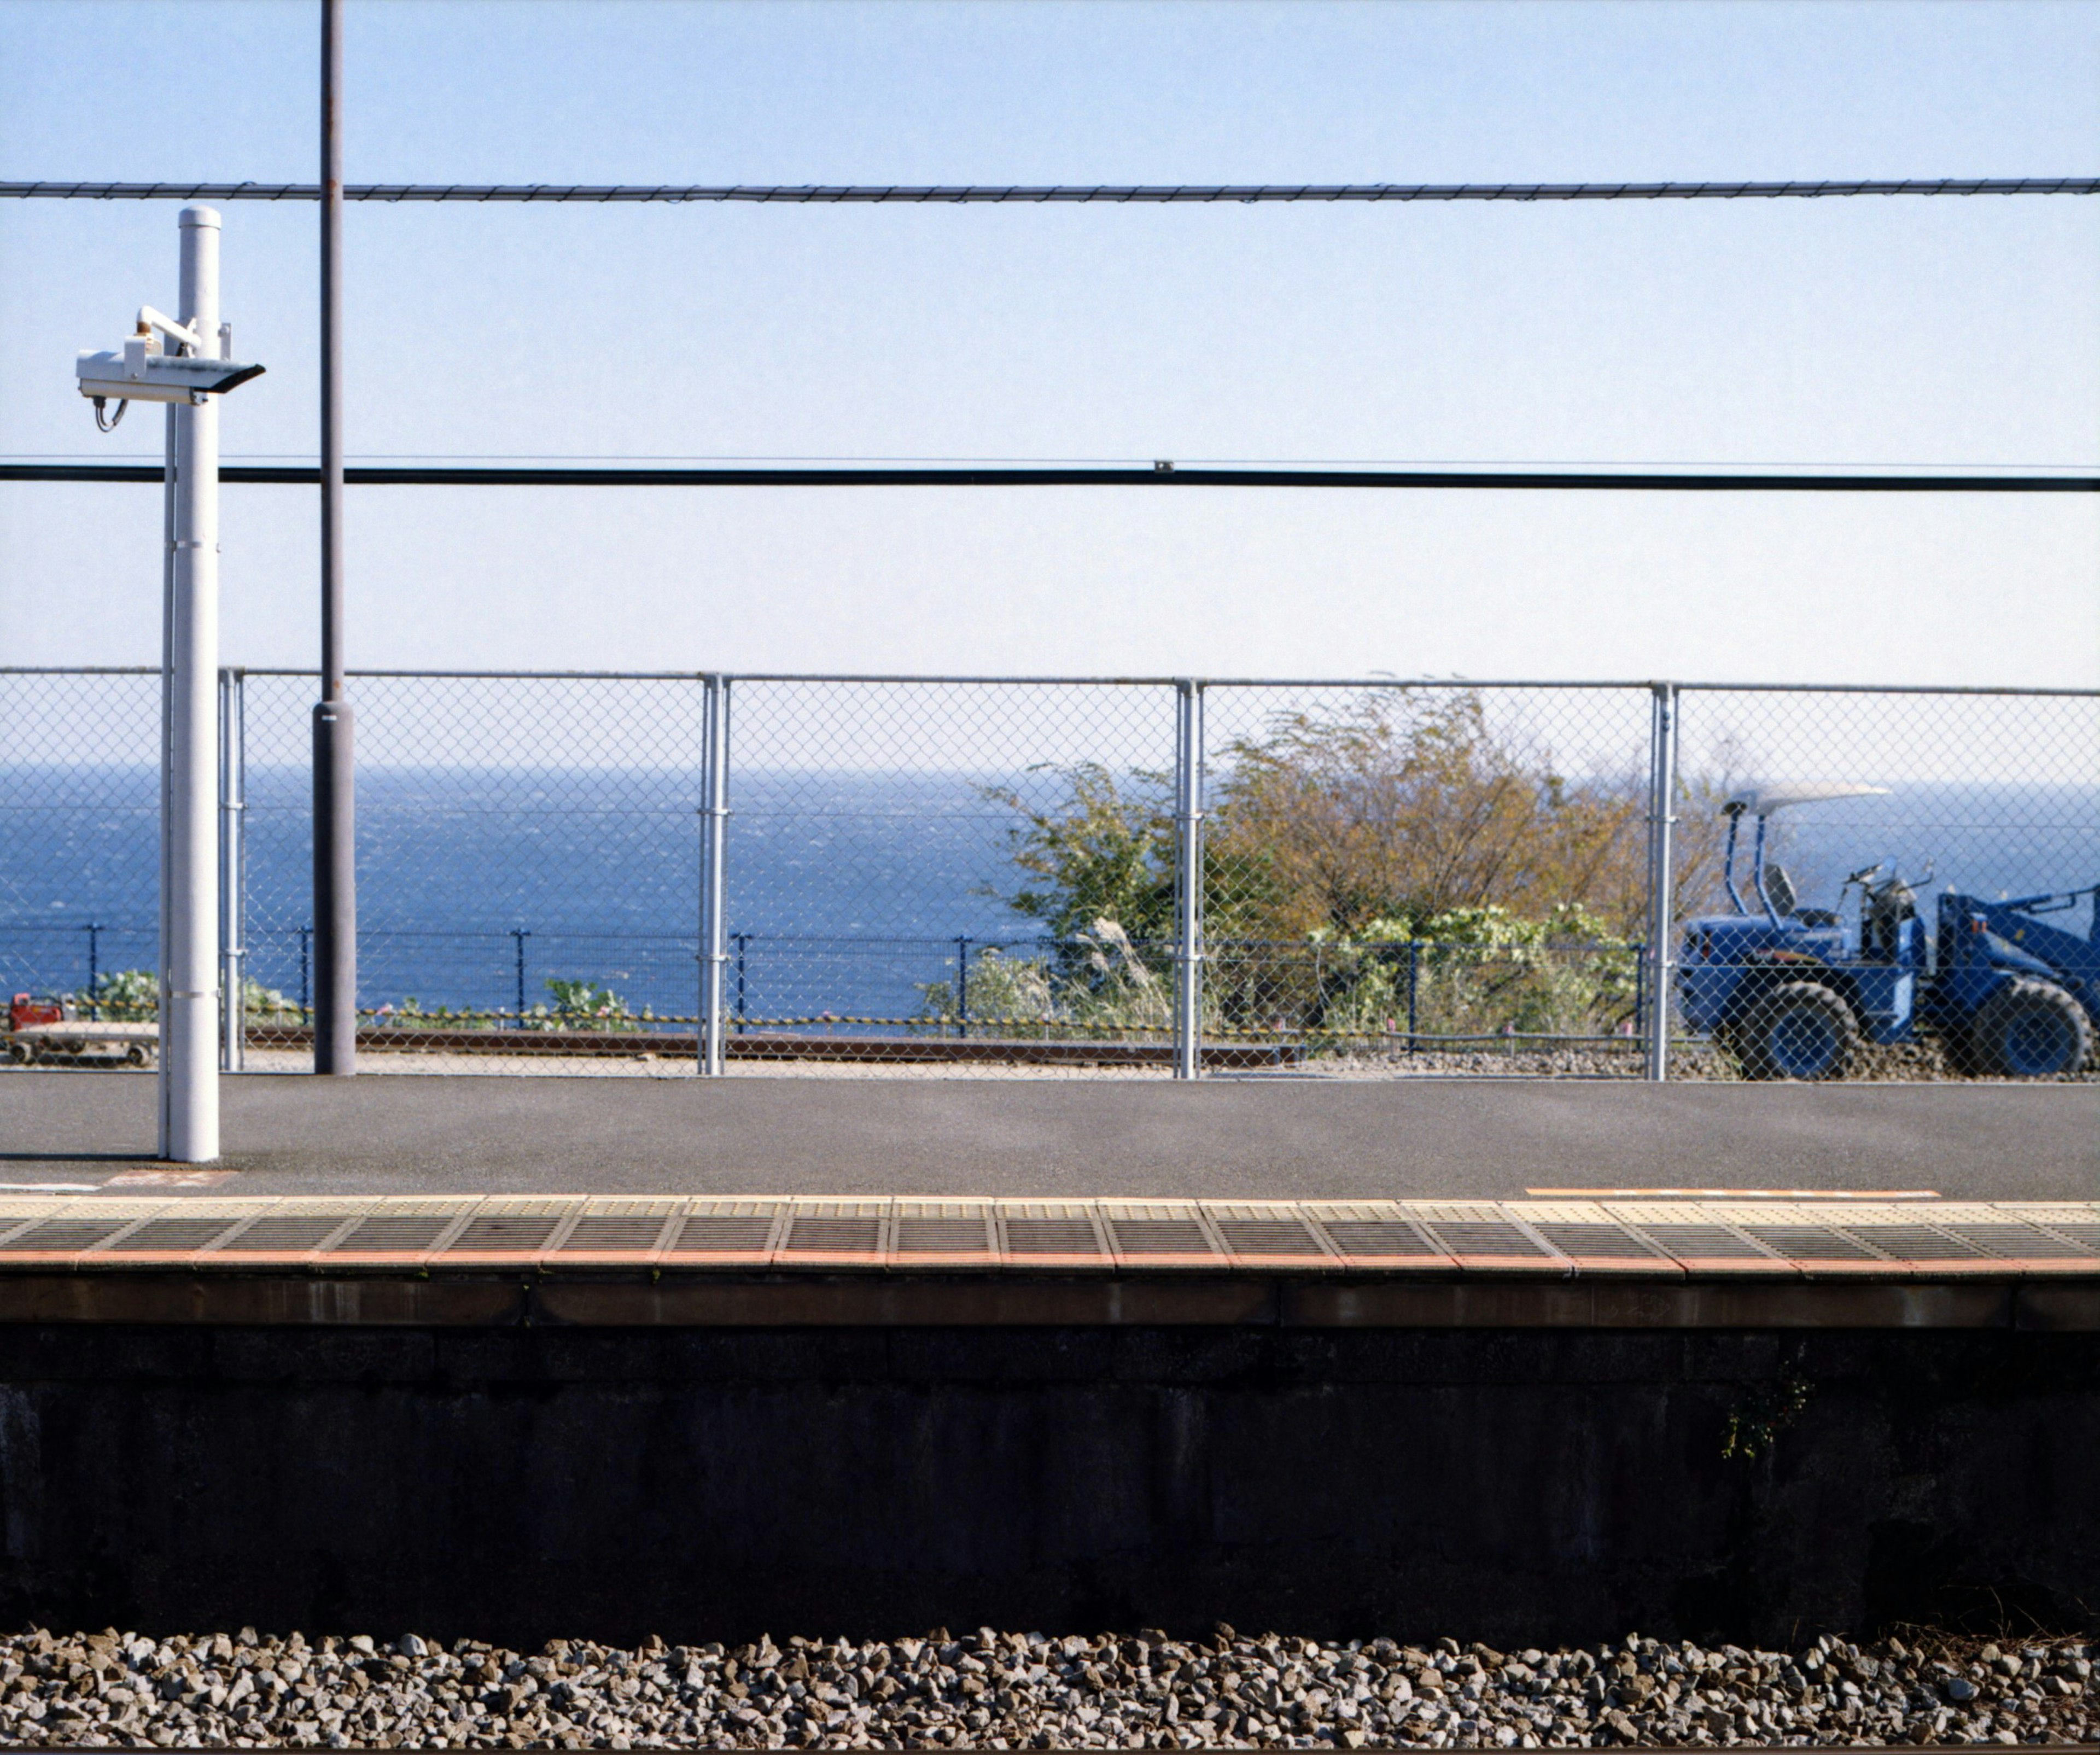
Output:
top-left (86, 924), bottom-right (100, 1021)
top-left (956, 936), bottom-right (970, 1039)
top-left (734, 932), bottom-right (748, 1035)
top-left (513, 928), bottom-right (528, 1029)
top-left (312, 0), bottom-right (357, 1074)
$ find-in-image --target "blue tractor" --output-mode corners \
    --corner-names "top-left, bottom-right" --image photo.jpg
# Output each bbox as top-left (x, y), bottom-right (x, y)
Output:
top-left (1676, 784), bottom-right (2098, 1080)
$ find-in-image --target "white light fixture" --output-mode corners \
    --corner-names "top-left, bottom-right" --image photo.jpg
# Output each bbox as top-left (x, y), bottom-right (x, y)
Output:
top-left (77, 303), bottom-right (264, 427)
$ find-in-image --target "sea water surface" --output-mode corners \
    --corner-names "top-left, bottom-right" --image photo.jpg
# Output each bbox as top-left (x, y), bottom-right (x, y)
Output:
top-left (3, 766), bottom-right (2096, 1029)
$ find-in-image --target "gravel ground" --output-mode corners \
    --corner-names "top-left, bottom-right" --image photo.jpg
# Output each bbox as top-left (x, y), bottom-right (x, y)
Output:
top-left (0, 1626), bottom-right (2091, 1749)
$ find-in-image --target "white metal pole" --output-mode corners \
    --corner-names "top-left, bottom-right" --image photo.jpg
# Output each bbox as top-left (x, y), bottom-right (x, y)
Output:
top-left (1644, 683), bottom-right (1678, 1083)
top-left (219, 666), bottom-right (246, 1073)
top-left (164, 205), bottom-right (221, 1160)
top-left (1172, 681), bottom-right (1205, 1079)
top-left (698, 675), bottom-right (730, 1076)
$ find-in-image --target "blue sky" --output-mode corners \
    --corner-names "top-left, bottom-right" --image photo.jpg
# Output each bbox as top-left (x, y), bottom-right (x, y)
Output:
top-left (2, 0), bottom-right (2096, 683)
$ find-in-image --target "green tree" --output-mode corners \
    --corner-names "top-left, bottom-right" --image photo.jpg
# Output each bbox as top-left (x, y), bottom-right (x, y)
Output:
top-left (993, 689), bottom-right (1728, 1050)
top-left (1210, 691), bottom-right (1650, 940)
top-left (990, 763), bottom-right (1179, 951)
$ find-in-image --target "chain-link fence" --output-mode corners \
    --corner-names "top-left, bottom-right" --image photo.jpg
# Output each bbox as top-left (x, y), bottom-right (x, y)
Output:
top-left (1, 669), bottom-right (163, 1056)
top-left (234, 671), bottom-right (711, 1072)
top-left (1200, 682), bottom-right (1659, 1075)
top-left (4, 668), bottom-right (2095, 1080)
top-left (720, 679), bottom-right (1183, 1069)
top-left (1665, 685), bottom-right (2100, 1082)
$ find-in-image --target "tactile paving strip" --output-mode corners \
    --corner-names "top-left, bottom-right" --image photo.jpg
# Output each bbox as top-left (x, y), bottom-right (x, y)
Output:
top-left (0, 1196), bottom-right (2089, 1279)
top-left (1809, 1203), bottom-right (2089, 1275)
top-left (1206, 1204), bottom-right (1338, 1269)
top-left (322, 1202), bottom-right (474, 1268)
top-left (891, 1204), bottom-right (998, 1269)
top-left (1605, 1205), bottom-right (1786, 1274)
top-left (89, 1209), bottom-right (244, 1267)
top-left (202, 1203), bottom-right (366, 1266)
top-left (2016, 1208), bottom-right (2100, 1257)
top-left (1101, 1204), bottom-right (1226, 1269)
top-left (551, 1200), bottom-right (682, 1267)
top-left (662, 1202), bottom-right (783, 1268)
top-left (437, 1200), bottom-right (576, 1266)
top-left (996, 1204), bottom-right (1111, 1267)
top-left (1409, 1203), bottom-right (1564, 1272)
top-left (1518, 1203), bottom-right (1680, 1276)
top-left (1302, 1204), bottom-right (1453, 1271)
top-left (773, 1202), bottom-right (888, 1268)
top-left (0, 1204), bottom-right (165, 1268)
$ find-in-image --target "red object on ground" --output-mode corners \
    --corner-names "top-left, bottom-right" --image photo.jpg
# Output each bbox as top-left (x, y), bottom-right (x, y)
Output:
top-left (9, 994), bottom-right (66, 1031)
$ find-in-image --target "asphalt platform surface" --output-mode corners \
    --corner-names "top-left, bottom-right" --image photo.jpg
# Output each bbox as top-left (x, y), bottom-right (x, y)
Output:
top-left (2, 1070), bottom-right (2093, 1198)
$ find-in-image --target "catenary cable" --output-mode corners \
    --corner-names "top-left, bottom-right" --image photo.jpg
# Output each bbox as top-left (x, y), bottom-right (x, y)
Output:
top-left (4, 178), bottom-right (2098, 203)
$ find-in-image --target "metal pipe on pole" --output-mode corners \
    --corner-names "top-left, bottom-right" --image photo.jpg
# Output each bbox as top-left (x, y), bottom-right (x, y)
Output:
top-left (1173, 681), bottom-right (1205, 1080)
top-left (161, 206), bottom-right (223, 1160)
top-left (1644, 683), bottom-right (1679, 1082)
top-left (313, 0), bottom-right (357, 1074)
top-left (219, 666), bottom-right (247, 1072)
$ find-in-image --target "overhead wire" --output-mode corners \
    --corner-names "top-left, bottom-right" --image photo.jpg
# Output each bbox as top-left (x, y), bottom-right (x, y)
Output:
top-left (5, 178), bottom-right (2099, 204)
top-left (4, 461), bottom-right (2093, 492)
top-left (13, 176), bottom-right (2091, 493)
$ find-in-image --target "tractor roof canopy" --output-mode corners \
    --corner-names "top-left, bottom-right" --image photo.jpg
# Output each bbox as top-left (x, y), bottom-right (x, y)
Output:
top-left (1723, 783), bottom-right (1888, 818)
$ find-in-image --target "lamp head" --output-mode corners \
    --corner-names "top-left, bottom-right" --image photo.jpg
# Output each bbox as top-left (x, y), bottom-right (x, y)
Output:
top-left (77, 336), bottom-right (265, 406)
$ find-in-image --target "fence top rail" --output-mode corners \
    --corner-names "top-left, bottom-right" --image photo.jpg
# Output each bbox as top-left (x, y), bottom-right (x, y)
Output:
top-left (3, 667), bottom-right (2095, 698)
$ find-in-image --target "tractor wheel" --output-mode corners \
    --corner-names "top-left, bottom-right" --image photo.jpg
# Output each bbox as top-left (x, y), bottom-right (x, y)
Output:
top-left (1966, 978), bottom-right (2092, 1078)
top-left (1731, 981), bottom-right (1860, 1081)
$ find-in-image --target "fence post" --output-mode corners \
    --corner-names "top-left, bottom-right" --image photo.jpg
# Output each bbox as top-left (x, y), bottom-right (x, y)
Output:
top-left (218, 667), bottom-right (246, 1072)
top-left (156, 390), bottom-right (176, 1152)
top-left (512, 928), bottom-right (529, 1029)
top-left (698, 674), bottom-right (731, 1076)
top-left (1644, 683), bottom-right (1679, 1082)
top-left (1172, 680), bottom-right (1205, 1079)
top-left (955, 936), bottom-right (970, 1040)
top-left (85, 924), bottom-right (101, 1022)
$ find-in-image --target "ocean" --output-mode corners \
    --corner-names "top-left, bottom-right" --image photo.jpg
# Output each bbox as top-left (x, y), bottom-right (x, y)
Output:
top-left (3, 766), bottom-right (2096, 1030)
top-left (3, 767), bottom-right (1076, 1029)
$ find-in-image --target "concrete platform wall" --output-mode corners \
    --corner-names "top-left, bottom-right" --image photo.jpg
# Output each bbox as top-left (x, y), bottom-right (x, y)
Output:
top-left (0, 1321), bottom-right (2092, 1648)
